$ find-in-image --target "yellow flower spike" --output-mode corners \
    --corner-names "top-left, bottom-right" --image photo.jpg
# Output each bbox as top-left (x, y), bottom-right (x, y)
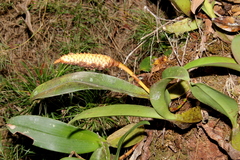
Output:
top-left (54, 53), bottom-right (150, 93)
top-left (54, 53), bottom-right (119, 70)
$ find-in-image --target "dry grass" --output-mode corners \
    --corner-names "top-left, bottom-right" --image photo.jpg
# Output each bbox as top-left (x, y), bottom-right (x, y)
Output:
top-left (0, 0), bottom-right (162, 76)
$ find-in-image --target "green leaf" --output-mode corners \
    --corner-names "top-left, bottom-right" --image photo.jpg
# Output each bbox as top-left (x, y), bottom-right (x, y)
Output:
top-left (90, 142), bottom-right (110, 160)
top-left (162, 66), bottom-right (190, 81)
top-left (191, 83), bottom-right (238, 128)
top-left (184, 56), bottom-right (240, 72)
top-left (231, 34), bottom-right (240, 64)
top-left (150, 67), bottom-right (202, 123)
top-left (169, 0), bottom-right (191, 17)
top-left (151, 78), bottom-right (202, 124)
top-left (168, 80), bottom-right (190, 99)
top-left (175, 106), bottom-right (202, 123)
top-left (139, 56), bottom-right (156, 72)
top-left (201, 0), bottom-right (216, 18)
top-left (30, 72), bottom-right (149, 101)
top-left (150, 67), bottom-right (190, 120)
top-left (114, 121), bottom-right (150, 160)
top-left (163, 18), bottom-right (202, 36)
top-left (107, 123), bottom-right (145, 148)
top-left (231, 126), bottom-right (240, 151)
top-left (69, 104), bottom-right (163, 124)
top-left (150, 78), bottom-right (176, 120)
top-left (214, 30), bottom-right (232, 43)
top-left (7, 115), bottom-right (103, 154)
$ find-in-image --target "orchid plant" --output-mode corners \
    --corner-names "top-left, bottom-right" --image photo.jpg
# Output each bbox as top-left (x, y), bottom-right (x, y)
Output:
top-left (6, 35), bottom-right (240, 159)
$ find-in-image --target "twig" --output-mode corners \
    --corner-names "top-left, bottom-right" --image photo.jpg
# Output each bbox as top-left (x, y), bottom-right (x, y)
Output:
top-left (119, 142), bottom-right (141, 160)
top-left (124, 40), bottom-right (146, 64)
top-left (181, 34), bottom-right (189, 65)
top-left (164, 33), bottom-right (182, 66)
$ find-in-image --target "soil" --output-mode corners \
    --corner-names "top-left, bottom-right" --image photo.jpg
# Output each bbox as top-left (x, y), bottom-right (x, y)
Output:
top-left (1, 0), bottom-right (240, 160)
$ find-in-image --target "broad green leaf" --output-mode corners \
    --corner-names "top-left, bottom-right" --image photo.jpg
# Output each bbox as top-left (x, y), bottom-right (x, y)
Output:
top-left (184, 56), bottom-right (240, 72)
top-left (30, 72), bottom-right (149, 101)
top-left (162, 66), bottom-right (190, 81)
top-left (7, 115), bottom-right (103, 154)
top-left (191, 83), bottom-right (238, 128)
top-left (150, 66), bottom-right (202, 123)
top-left (163, 18), bottom-right (202, 36)
top-left (69, 104), bottom-right (163, 124)
top-left (107, 123), bottom-right (145, 148)
top-left (90, 142), bottom-right (110, 160)
top-left (114, 121), bottom-right (150, 160)
top-left (150, 78), bottom-right (202, 123)
top-left (150, 67), bottom-right (190, 120)
top-left (231, 34), bottom-right (240, 64)
top-left (150, 78), bottom-right (176, 120)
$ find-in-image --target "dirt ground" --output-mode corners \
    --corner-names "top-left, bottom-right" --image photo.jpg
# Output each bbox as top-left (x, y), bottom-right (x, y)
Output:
top-left (1, 0), bottom-right (240, 159)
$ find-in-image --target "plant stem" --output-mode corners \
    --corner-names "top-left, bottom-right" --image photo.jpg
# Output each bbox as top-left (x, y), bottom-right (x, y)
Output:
top-left (118, 63), bottom-right (150, 93)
